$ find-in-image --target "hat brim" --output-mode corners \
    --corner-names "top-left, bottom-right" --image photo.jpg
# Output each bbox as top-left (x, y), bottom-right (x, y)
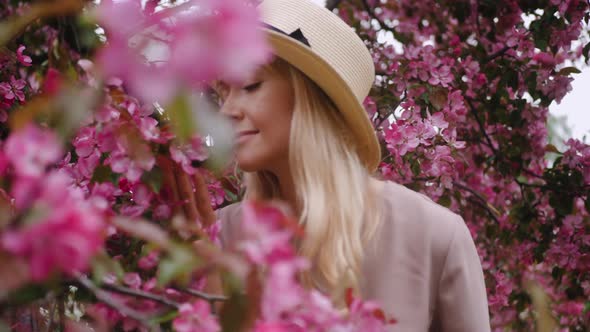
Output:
top-left (262, 28), bottom-right (381, 172)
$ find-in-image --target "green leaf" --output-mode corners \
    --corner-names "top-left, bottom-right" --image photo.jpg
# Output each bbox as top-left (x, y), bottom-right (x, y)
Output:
top-left (438, 193), bottom-right (451, 207)
top-left (583, 42), bottom-right (590, 64)
top-left (410, 158), bottom-right (421, 176)
top-left (149, 309), bottom-right (179, 325)
top-left (549, 193), bottom-right (573, 217)
top-left (157, 245), bottom-right (201, 286)
top-left (0, 321), bottom-right (10, 332)
top-left (90, 165), bottom-right (113, 183)
top-left (91, 251), bottom-right (124, 285)
top-left (166, 93), bottom-right (196, 142)
top-left (141, 167), bottom-right (163, 193)
top-left (558, 66), bottom-right (582, 76)
top-left (5, 284), bottom-right (47, 305)
top-left (544, 144), bottom-right (561, 154)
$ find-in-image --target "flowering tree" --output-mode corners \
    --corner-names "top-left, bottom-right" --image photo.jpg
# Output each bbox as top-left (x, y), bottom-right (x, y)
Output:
top-left (0, 0), bottom-right (589, 331)
top-left (334, 0), bottom-right (590, 329)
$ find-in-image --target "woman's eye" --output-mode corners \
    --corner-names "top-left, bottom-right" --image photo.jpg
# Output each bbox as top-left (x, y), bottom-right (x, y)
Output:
top-left (244, 82), bottom-right (261, 92)
top-left (207, 89), bottom-right (224, 107)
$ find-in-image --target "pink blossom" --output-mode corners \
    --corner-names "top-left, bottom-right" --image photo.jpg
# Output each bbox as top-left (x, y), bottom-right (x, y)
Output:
top-left (562, 215), bottom-right (583, 237)
top-left (261, 259), bottom-right (308, 321)
top-left (73, 127), bottom-right (97, 158)
top-left (106, 145), bottom-right (155, 182)
top-left (165, 0), bottom-right (273, 85)
top-left (344, 289), bottom-right (393, 331)
top-left (1, 202), bottom-right (104, 281)
top-left (428, 65), bottom-right (453, 87)
top-left (42, 68), bottom-right (63, 96)
top-left (238, 202), bottom-right (298, 265)
top-left (16, 45), bottom-right (32, 67)
top-left (533, 52), bottom-right (556, 67)
top-left (75, 148), bottom-right (101, 180)
top-left (207, 179), bottom-right (225, 209)
top-left (120, 182), bottom-right (153, 217)
top-left (488, 272), bottom-right (513, 310)
top-left (95, 0), bottom-right (272, 103)
top-left (0, 109), bottom-right (8, 123)
top-left (170, 136), bottom-right (209, 175)
top-left (138, 251), bottom-right (160, 270)
top-left (4, 124), bottom-right (63, 178)
top-left (555, 301), bottom-right (585, 317)
top-left (384, 123), bottom-right (420, 156)
top-left (123, 272), bottom-right (142, 289)
top-left (204, 219), bottom-right (222, 247)
top-left (428, 112), bottom-right (448, 130)
top-left (173, 300), bottom-right (220, 332)
top-left (0, 75), bottom-right (26, 102)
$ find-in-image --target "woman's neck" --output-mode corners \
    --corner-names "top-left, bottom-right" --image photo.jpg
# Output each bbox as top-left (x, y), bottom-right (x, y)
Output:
top-left (269, 162), bottom-right (299, 218)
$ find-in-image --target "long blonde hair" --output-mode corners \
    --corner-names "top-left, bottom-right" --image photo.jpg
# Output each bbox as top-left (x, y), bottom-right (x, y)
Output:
top-left (244, 57), bottom-right (382, 303)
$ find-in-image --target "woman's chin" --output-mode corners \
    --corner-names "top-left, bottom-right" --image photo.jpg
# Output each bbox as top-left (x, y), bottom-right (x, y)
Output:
top-left (235, 155), bottom-right (264, 172)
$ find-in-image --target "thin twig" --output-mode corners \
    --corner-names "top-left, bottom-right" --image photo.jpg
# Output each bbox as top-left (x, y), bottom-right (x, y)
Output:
top-left (76, 276), bottom-right (155, 328)
top-left (453, 181), bottom-right (501, 221)
top-left (466, 196), bottom-right (500, 224)
top-left (175, 287), bottom-right (227, 302)
top-left (465, 98), bottom-right (498, 155)
top-left (101, 283), bottom-right (180, 309)
top-left (58, 295), bottom-right (65, 331)
top-left (360, 0), bottom-right (394, 33)
top-left (375, 95), bottom-right (406, 129)
top-left (482, 46), bottom-right (511, 64)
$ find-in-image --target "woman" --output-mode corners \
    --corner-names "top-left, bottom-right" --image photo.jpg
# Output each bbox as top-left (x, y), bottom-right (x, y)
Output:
top-left (169, 0), bottom-right (491, 330)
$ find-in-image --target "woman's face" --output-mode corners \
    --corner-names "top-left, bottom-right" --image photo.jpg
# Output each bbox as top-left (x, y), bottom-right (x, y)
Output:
top-left (215, 64), bottom-right (294, 172)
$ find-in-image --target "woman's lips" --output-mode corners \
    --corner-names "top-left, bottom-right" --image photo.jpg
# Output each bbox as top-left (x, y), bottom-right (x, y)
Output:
top-left (236, 130), bottom-right (259, 144)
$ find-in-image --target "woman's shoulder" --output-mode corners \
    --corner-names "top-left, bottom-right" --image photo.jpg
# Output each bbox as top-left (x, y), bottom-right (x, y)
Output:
top-left (378, 180), bottom-right (472, 255)
top-left (216, 202), bottom-right (243, 247)
top-left (217, 201), bottom-right (243, 221)
top-left (381, 180), bottom-right (465, 229)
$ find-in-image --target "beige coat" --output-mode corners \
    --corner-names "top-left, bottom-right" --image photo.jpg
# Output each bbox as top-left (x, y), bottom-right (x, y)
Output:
top-left (217, 181), bottom-right (491, 331)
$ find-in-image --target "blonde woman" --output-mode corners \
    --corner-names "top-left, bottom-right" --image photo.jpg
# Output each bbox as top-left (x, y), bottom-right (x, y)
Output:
top-left (167, 0), bottom-right (491, 330)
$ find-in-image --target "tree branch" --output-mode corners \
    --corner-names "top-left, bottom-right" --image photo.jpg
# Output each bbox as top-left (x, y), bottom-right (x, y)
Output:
top-left (173, 287), bottom-right (227, 303)
top-left (453, 181), bottom-right (501, 222)
top-left (482, 46), bottom-right (511, 65)
top-left (465, 97), bottom-right (498, 155)
top-left (76, 276), bottom-right (156, 328)
top-left (100, 283), bottom-right (180, 309)
top-left (360, 0), bottom-right (395, 33)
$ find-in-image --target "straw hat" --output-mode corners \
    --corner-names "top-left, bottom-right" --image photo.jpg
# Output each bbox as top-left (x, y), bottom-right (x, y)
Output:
top-left (258, 0), bottom-right (381, 172)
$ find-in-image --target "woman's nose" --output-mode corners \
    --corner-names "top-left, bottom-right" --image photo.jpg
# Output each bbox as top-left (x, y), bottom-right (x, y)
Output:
top-left (219, 97), bottom-right (244, 121)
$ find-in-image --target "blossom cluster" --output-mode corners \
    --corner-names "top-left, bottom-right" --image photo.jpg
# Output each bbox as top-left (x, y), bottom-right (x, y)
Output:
top-left (0, 0), bottom-right (395, 330)
top-left (344, 0), bottom-right (590, 328)
top-left (229, 202), bottom-right (395, 332)
top-left (0, 124), bottom-right (105, 282)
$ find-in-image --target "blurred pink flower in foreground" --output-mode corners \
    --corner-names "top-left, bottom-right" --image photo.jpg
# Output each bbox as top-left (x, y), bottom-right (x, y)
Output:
top-left (3, 124), bottom-right (63, 178)
top-left (2, 191), bottom-right (104, 281)
top-left (95, 0), bottom-right (272, 104)
top-left (170, 136), bottom-right (209, 175)
top-left (239, 201), bottom-right (394, 331)
top-left (0, 124), bottom-right (105, 281)
top-left (173, 300), bottom-right (220, 332)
